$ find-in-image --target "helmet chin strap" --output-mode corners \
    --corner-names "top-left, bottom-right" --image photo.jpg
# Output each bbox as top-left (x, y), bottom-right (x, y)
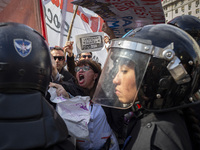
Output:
top-left (131, 101), bottom-right (142, 113)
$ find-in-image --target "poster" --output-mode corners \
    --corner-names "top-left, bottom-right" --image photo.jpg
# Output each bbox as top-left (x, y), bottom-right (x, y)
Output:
top-left (72, 0), bottom-right (165, 38)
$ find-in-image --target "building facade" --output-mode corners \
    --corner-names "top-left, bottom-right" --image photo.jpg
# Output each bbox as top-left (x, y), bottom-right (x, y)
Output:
top-left (162, 0), bottom-right (200, 22)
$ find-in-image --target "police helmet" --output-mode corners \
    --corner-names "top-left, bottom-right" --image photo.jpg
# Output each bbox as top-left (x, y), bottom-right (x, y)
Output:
top-left (93, 24), bottom-right (200, 112)
top-left (168, 15), bottom-right (200, 46)
top-left (0, 22), bottom-right (52, 94)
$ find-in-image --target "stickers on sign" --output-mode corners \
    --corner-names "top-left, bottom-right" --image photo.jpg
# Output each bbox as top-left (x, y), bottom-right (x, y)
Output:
top-left (76, 32), bottom-right (104, 54)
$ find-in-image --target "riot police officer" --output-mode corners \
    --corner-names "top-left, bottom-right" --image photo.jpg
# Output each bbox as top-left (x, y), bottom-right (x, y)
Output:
top-left (93, 24), bottom-right (200, 150)
top-left (0, 22), bottom-right (75, 149)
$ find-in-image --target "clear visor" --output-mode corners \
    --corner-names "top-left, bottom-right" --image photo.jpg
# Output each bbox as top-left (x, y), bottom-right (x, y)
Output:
top-left (92, 47), bottom-right (151, 109)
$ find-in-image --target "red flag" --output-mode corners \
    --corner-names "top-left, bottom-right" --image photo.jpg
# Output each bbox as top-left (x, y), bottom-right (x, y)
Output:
top-left (0, 0), bottom-right (47, 40)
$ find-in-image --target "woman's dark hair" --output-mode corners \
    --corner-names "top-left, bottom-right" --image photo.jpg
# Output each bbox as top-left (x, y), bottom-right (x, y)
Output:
top-left (76, 59), bottom-right (101, 99)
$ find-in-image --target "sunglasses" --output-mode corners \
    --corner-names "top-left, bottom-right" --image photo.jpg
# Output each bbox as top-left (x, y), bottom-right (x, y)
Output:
top-left (81, 55), bottom-right (92, 59)
top-left (53, 56), bottom-right (65, 61)
top-left (75, 66), bottom-right (90, 72)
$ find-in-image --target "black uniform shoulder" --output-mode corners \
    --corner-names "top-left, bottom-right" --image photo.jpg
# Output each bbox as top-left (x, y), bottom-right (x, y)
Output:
top-left (124, 111), bottom-right (192, 150)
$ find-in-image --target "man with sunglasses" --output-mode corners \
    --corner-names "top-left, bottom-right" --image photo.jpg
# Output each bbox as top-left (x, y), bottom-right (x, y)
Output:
top-left (51, 46), bottom-right (68, 78)
top-left (50, 46), bottom-right (84, 97)
top-left (79, 52), bottom-right (93, 60)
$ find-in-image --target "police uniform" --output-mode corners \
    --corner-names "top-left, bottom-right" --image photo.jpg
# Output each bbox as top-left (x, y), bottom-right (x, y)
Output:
top-left (123, 111), bottom-right (192, 150)
top-left (92, 23), bottom-right (200, 150)
top-left (0, 92), bottom-right (75, 149)
top-left (0, 22), bottom-right (75, 149)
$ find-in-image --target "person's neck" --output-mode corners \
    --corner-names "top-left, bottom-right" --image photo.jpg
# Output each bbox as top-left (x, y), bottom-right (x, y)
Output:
top-left (58, 67), bottom-right (63, 73)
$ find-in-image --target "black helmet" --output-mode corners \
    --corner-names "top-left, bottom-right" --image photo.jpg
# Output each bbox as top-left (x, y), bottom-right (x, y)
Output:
top-left (167, 15), bottom-right (200, 46)
top-left (93, 24), bottom-right (200, 112)
top-left (0, 22), bottom-right (52, 94)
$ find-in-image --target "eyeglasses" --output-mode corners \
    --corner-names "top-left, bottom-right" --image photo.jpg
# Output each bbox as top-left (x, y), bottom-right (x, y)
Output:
top-left (81, 55), bottom-right (92, 59)
top-left (53, 56), bottom-right (65, 61)
top-left (75, 66), bottom-right (90, 72)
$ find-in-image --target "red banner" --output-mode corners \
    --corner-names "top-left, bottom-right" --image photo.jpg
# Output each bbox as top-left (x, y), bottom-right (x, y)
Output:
top-left (0, 0), bottom-right (47, 39)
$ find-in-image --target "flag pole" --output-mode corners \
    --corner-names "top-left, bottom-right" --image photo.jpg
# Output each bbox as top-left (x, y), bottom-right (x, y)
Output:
top-left (66, 5), bottom-right (78, 42)
top-left (65, 5), bottom-right (78, 56)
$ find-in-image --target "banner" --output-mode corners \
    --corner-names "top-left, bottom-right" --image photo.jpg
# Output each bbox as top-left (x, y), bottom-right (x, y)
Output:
top-left (72, 0), bottom-right (165, 38)
top-left (0, 0), bottom-right (46, 38)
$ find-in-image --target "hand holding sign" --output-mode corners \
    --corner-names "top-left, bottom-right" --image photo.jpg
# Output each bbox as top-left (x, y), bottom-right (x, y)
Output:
top-left (64, 41), bottom-right (74, 57)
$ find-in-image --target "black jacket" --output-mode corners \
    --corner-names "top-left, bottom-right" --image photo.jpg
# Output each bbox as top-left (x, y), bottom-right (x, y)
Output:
top-left (0, 92), bottom-right (75, 149)
top-left (59, 67), bottom-right (75, 82)
top-left (66, 55), bottom-right (76, 77)
top-left (58, 67), bottom-right (85, 97)
top-left (123, 111), bottom-right (192, 150)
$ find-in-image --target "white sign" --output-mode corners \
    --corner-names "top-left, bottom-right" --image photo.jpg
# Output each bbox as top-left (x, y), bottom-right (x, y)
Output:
top-left (76, 32), bottom-right (104, 54)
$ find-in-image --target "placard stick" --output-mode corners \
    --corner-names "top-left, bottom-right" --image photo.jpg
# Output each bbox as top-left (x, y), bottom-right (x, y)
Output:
top-left (66, 5), bottom-right (78, 42)
top-left (65, 5), bottom-right (78, 56)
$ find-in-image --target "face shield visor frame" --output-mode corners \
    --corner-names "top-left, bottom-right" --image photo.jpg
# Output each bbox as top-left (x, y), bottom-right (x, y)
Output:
top-left (92, 39), bottom-right (153, 109)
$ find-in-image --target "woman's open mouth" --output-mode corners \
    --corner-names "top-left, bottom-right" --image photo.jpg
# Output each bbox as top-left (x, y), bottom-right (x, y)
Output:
top-left (79, 74), bottom-right (85, 84)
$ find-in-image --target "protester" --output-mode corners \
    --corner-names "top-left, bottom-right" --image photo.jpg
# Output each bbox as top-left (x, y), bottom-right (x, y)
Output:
top-left (51, 46), bottom-right (75, 81)
top-left (75, 60), bottom-right (118, 150)
top-left (79, 52), bottom-right (93, 60)
top-left (49, 59), bottom-right (119, 149)
top-left (75, 60), bottom-right (100, 99)
top-left (50, 46), bottom-right (84, 98)
top-left (64, 41), bottom-right (93, 77)
top-left (93, 24), bottom-right (200, 150)
top-left (64, 41), bottom-right (76, 76)
top-left (74, 59), bottom-right (119, 150)
top-left (0, 22), bottom-right (75, 149)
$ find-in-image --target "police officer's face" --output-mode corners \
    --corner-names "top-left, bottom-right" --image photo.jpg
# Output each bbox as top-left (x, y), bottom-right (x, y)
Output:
top-left (113, 65), bottom-right (137, 104)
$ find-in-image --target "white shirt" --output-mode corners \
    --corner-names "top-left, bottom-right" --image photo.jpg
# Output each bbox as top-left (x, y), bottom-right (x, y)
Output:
top-left (76, 103), bottom-right (119, 150)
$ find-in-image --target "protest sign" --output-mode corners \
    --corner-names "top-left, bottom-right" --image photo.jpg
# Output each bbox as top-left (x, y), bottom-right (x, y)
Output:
top-left (72, 0), bottom-right (165, 38)
top-left (76, 32), bottom-right (104, 54)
